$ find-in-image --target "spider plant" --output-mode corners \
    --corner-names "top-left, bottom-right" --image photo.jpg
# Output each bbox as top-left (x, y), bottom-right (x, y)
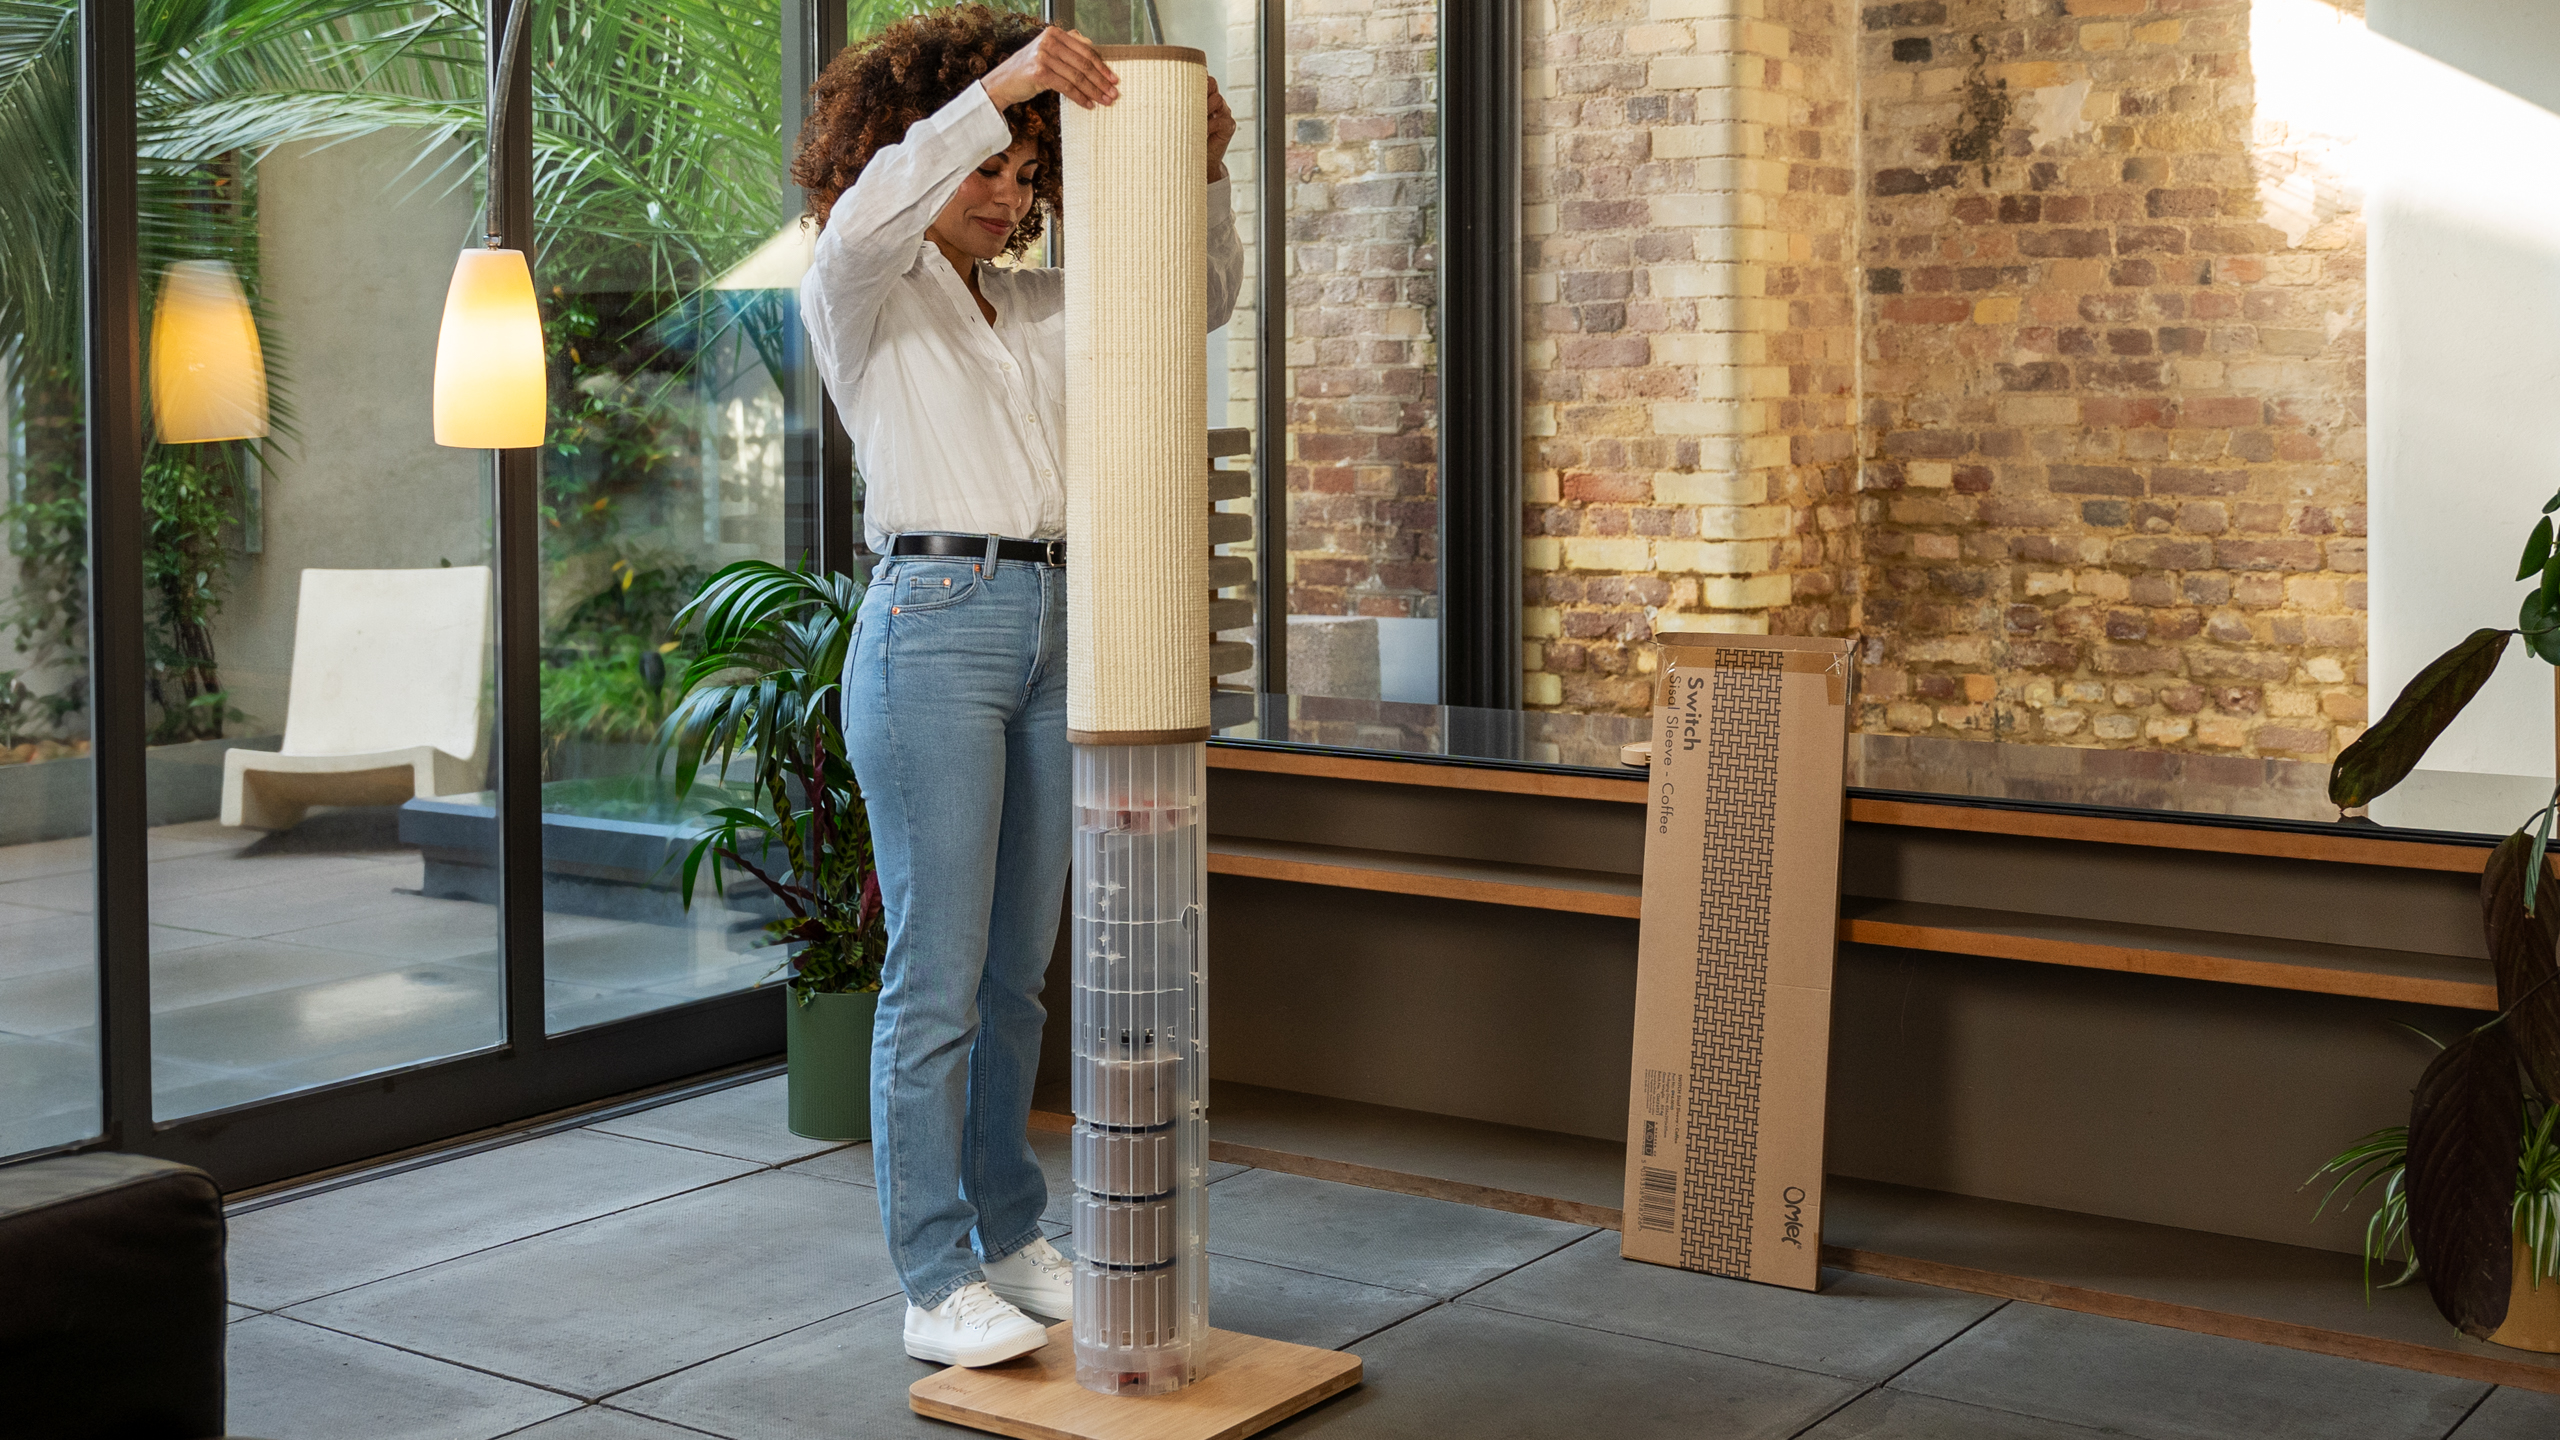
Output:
top-left (2313, 1099), bottom-right (2560, 1303)
top-left (656, 558), bottom-right (883, 1001)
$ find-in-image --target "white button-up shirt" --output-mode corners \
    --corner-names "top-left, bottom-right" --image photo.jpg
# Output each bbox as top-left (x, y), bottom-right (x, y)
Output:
top-left (801, 84), bottom-right (1245, 552)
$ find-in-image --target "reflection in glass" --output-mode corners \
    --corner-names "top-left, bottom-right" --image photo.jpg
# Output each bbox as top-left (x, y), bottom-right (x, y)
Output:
top-left (133, 3), bottom-right (505, 1121)
top-left (532, 0), bottom-right (812, 1030)
top-left (0, 3), bottom-right (98, 1156)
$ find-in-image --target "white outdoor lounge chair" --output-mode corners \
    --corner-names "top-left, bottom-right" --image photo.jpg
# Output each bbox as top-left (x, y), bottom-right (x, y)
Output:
top-left (220, 566), bottom-right (492, 830)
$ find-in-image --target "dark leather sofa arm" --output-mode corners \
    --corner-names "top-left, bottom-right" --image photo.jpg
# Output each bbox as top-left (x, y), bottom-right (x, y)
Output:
top-left (1, 1152), bottom-right (228, 1440)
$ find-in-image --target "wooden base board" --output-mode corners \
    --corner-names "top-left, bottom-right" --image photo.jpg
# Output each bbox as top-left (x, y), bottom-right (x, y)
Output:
top-left (910, 1323), bottom-right (1362, 1440)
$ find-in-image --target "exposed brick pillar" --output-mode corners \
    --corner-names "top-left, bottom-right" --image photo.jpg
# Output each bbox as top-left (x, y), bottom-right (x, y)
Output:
top-left (1522, 0), bottom-right (1860, 712)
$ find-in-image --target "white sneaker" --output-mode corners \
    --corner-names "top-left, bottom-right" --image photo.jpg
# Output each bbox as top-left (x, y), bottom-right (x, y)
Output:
top-left (903, 1281), bottom-right (1048, 1367)
top-left (983, 1235), bottom-right (1075, 1319)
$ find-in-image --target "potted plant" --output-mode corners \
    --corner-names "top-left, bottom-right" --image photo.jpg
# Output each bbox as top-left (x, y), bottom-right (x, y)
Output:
top-left (2314, 487), bottom-right (2560, 1348)
top-left (659, 558), bottom-right (885, 1141)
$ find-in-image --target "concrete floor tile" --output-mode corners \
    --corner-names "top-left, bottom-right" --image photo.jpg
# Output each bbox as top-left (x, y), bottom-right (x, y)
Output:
top-left (285, 1170), bottom-right (899, 1398)
top-left (226, 1314), bottom-right (580, 1440)
top-left (1209, 1254), bottom-right (1437, 1351)
top-left (275, 900), bottom-right (508, 966)
top-left (146, 848), bottom-right (387, 903)
top-left (231, 1130), bottom-right (761, 1308)
top-left (1204, 1169), bottom-right (1591, 1297)
top-left (0, 1031), bottom-right (99, 1157)
top-left (1891, 1303), bottom-right (2488, 1440)
top-left (1033, 1127), bottom-right (1071, 1223)
top-left (492, 1406), bottom-right (716, 1440)
top-left (612, 1298), bottom-right (954, 1438)
top-left (591, 1076), bottom-right (849, 1166)
top-left (0, 904), bottom-right (94, 978)
top-left (0, 835), bottom-right (92, 884)
top-left (1466, 1233), bottom-right (2004, 1379)
top-left (2453, 1387), bottom-right (2560, 1439)
top-left (152, 865), bottom-right (427, 938)
top-left (230, 1304), bottom-right (260, 1323)
top-left (1799, 1390), bottom-right (2117, 1439)
top-left (541, 923), bottom-right (765, 994)
top-left (0, 962), bottom-right (94, 1034)
top-left (1287, 1301), bottom-right (1861, 1439)
top-left (0, 868), bottom-right (94, 914)
top-left (778, 1142), bottom-right (875, 1188)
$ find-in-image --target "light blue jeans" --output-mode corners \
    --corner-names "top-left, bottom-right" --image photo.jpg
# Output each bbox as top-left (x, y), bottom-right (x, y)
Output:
top-left (844, 546), bottom-right (1068, 1308)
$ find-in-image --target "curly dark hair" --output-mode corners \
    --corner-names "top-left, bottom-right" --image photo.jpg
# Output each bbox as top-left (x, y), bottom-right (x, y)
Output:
top-left (790, 6), bottom-right (1060, 254)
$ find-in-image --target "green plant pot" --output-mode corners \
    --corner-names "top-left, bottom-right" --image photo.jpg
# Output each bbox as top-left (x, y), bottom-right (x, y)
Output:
top-left (785, 988), bottom-right (878, 1141)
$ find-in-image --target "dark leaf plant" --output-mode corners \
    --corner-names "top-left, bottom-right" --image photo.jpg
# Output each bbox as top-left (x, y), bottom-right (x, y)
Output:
top-left (657, 559), bottom-right (883, 1004)
top-left (2314, 488), bottom-right (2560, 1340)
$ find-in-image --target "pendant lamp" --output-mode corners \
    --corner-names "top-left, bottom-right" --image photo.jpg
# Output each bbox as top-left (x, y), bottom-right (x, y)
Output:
top-left (433, 0), bottom-right (544, 449)
top-left (150, 260), bottom-right (269, 444)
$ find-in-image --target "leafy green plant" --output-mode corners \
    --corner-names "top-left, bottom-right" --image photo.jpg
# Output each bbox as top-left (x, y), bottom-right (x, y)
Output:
top-left (2317, 484), bottom-right (2560, 1337)
top-left (657, 558), bottom-right (882, 1001)
top-left (2312, 1097), bottom-right (2560, 1305)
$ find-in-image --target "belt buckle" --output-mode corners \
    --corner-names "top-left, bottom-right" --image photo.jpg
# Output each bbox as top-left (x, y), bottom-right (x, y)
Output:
top-left (1044, 539), bottom-right (1063, 567)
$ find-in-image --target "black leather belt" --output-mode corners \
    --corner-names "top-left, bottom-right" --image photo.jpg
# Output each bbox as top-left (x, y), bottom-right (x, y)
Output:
top-left (888, 533), bottom-right (1064, 566)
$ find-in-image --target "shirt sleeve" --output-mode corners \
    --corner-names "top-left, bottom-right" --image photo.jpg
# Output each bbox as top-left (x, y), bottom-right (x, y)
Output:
top-left (1205, 176), bottom-right (1244, 332)
top-left (800, 84), bottom-right (1015, 398)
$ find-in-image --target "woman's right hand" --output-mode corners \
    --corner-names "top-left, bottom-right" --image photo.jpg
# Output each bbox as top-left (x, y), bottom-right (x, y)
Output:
top-left (982, 26), bottom-right (1119, 110)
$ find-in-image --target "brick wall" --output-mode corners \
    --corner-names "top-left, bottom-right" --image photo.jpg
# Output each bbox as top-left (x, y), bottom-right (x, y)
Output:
top-left (1502, 0), bottom-right (2370, 759)
top-left (1853, 0), bottom-right (2367, 757)
top-left (1521, 0), bottom-right (1861, 713)
top-left (1280, 0), bottom-right (1443, 623)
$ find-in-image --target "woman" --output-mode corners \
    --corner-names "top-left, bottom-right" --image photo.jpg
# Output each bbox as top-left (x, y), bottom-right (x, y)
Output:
top-left (791, 8), bottom-right (1241, 1368)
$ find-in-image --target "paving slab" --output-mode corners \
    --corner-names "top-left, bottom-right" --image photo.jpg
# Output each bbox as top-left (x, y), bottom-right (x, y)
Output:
top-left (779, 1141), bottom-right (875, 1188)
top-left (1203, 1168), bottom-right (1591, 1297)
top-left (1890, 1302), bottom-right (2489, 1440)
top-left (591, 1075), bottom-right (844, 1166)
top-left (2453, 1387), bottom-right (2560, 1439)
top-left (226, 1314), bottom-right (579, 1440)
top-left (151, 864), bottom-right (423, 938)
top-left (611, 1297), bottom-right (955, 1439)
top-left (230, 1129), bottom-right (760, 1309)
top-left (1284, 1300), bottom-right (1862, 1439)
top-left (1799, 1389), bottom-right (2118, 1439)
top-left (286, 1169), bottom-right (898, 1398)
top-left (491, 1406), bottom-right (714, 1440)
top-left (1208, 1253), bottom-right (1437, 1351)
top-left (1466, 1232), bottom-right (2004, 1379)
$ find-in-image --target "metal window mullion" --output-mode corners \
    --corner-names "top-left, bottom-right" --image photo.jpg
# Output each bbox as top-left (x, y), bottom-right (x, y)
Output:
top-left (807, 0), bottom-right (856, 577)
top-left (1437, 0), bottom-right (1521, 710)
top-left (491, 0), bottom-right (545, 1050)
top-left (83, 0), bottom-right (152, 1148)
top-left (1255, 0), bottom-right (1286, 697)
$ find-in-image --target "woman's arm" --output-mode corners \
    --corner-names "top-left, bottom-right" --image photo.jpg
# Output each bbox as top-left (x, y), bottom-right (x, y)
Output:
top-left (800, 86), bottom-right (1013, 390)
top-left (1204, 77), bottom-right (1243, 331)
top-left (1206, 180), bottom-right (1244, 332)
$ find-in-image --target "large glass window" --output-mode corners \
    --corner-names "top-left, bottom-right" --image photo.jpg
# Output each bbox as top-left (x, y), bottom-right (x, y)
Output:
top-left (1277, 0), bottom-right (1439, 704)
top-left (533, 0), bottom-right (814, 1032)
top-left (0, 0), bottom-right (97, 1158)
top-left (137, 4), bottom-right (504, 1121)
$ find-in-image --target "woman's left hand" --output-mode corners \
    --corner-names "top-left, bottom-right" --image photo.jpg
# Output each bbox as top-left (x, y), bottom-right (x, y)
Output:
top-left (1206, 77), bottom-right (1235, 183)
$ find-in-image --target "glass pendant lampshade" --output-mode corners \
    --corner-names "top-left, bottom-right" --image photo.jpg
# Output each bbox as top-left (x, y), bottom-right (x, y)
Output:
top-left (150, 260), bottom-right (270, 444)
top-left (431, 247), bottom-right (546, 449)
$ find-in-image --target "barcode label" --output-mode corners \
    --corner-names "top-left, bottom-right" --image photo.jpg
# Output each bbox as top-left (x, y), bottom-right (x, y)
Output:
top-left (1636, 1167), bottom-right (1677, 1232)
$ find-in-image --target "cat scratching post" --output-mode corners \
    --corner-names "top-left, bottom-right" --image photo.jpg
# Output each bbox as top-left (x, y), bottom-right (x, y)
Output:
top-left (910, 46), bottom-right (1357, 1440)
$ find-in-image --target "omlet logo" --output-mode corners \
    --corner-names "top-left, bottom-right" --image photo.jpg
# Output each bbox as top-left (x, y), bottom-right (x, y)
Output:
top-left (1779, 1186), bottom-right (1807, 1248)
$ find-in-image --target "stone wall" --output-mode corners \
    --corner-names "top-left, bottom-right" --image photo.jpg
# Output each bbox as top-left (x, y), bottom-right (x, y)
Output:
top-left (1853, 0), bottom-right (2368, 757)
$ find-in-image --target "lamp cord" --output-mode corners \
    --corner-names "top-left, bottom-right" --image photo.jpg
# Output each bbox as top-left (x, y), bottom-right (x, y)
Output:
top-left (485, 0), bottom-right (531, 249)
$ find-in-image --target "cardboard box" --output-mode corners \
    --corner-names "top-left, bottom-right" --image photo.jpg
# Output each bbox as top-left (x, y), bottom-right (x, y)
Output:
top-left (1620, 632), bottom-right (1852, 1292)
